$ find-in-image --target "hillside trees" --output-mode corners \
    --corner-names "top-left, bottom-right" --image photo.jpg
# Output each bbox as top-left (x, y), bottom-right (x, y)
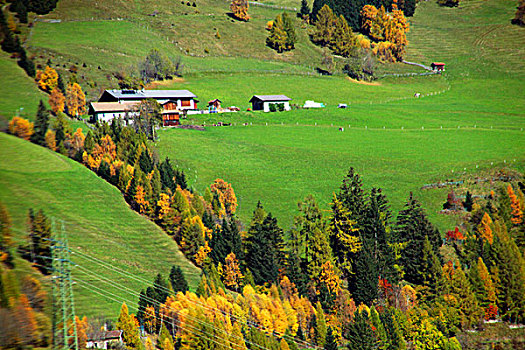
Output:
top-left (65, 83), bottom-right (86, 117)
top-left (312, 5), bottom-right (359, 57)
top-left (138, 49), bottom-right (183, 83)
top-left (31, 100), bottom-right (49, 146)
top-left (8, 116), bottom-right (34, 140)
top-left (230, 0), bottom-right (250, 21)
top-left (267, 13), bottom-right (297, 52)
top-left (49, 88), bottom-right (65, 114)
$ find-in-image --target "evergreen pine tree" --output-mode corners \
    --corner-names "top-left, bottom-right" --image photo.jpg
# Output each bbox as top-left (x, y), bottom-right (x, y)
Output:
top-left (463, 191), bottom-right (474, 212)
top-left (403, 0), bottom-right (416, 16)
top-left (300, 0), bottom-right (310, 17)
top-left (245, 210), bottom-right (283, 284)
top-left (28, 209), bottom-right (52, 274)
top-left (349, 245), bottom-right (378, 305)
top-left (396, 193), bottom-right (441, 285)
top-left (136, 290), bottom-right (149, 325)
top-left (175, 169), bottom-right (187, 190)
top-left (1, 28), bottom-right (18, 53)
top-left (153, 273), bottom-right (170, 304)
top-left (12, 0), bottom-right (28, 23)
top-left (159, 157), bottom-right (176, 192)
top-left (26, 0), bottom-right (59, 15)
top-left (345, 309), bottom-right (375, 350)
top-left (337, 167), bottom-right (366, 219)
top-left (169, 265), bottom-right (189, 293)
top-left (139, 149), bottom-right (154, 174)
top-left (57, 71), bottom-right (66, 94)
top-left (31, 100), bottom-right (49, 145)
top-left (17, 47), bottom-right (35, 77)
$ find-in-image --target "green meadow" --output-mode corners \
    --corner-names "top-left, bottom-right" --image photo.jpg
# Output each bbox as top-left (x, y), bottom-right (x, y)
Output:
top-left (0, 133), bottom-right (201, 318)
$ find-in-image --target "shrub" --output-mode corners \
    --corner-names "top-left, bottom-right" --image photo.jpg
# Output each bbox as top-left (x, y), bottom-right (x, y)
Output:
top-left (437, 0), bottom-right (459, 7)
top-left (277, 103), bottom-right (285, 112)
top-left (269, 104), bottom-right (277, 112)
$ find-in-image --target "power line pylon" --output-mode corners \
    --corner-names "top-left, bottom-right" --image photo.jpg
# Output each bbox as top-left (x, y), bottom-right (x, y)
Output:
top-left (51, 220), bottom-right (79, 350)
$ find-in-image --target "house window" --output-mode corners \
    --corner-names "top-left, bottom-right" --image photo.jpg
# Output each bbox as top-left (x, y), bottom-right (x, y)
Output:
top-left (180, 100), bottom-right (192, 107)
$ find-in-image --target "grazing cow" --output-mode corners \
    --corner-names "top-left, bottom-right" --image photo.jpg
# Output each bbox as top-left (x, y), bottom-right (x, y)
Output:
top-left (414, 93), bottom-right (421, 98)
top-left (339, 127), bottom-right (345, 132)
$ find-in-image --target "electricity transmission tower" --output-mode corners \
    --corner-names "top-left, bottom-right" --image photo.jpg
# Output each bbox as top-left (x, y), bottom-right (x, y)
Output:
top-left (51, 220), bottom-right (79, 350)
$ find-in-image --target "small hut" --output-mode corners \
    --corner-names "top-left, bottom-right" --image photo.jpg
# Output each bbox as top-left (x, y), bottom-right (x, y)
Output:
top-left (208, 99), bottom-right (222, 113)
top-left (431, 62), bottom-right (445, 71)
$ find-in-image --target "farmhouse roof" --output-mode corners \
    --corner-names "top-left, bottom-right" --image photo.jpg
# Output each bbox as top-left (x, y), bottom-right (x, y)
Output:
top-left (100, 89), bottom-right (197, 101)
top-left (87, 330), bottom-right (122, 341)
top-left (208, 98), bottom-right (222, 104)
top-left (249, 95), bottom-right (291, 102)
top-left (89, 102), bottom-right (139, 113)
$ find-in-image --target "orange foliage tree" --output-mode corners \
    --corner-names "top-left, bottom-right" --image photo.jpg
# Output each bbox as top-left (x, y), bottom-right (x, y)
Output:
top-left (48, 88), bottom-right (65, 114)
top-left (230, 0), bottom-right (250, 21)
top-left (478, 212), bottom-right (493, 244)
top-left (8, 116), bottom-right (34, 140)
top-left (210, 179), bottom-right (238, 217)
top-left (66, 83), bottom-right (86, 117)
top-left (45, 129), bottom-right (57, 151)
top-left (35, 66), bottom-right (58, 92)
top-left (507, 184), bottom-right (523, 225)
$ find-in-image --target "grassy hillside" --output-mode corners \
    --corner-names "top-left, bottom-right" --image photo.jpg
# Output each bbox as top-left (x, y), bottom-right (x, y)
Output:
top-left (154, 0), bottom-right (525, 230)
top-left (0, 133), bottom-right (200, 318)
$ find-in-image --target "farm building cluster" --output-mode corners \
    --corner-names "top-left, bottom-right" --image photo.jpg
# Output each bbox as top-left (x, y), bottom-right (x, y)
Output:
top-left (89, 90), bottom-right (296, 126)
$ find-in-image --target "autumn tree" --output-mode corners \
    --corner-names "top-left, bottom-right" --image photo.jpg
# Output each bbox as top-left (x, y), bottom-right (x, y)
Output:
top-left (223, 252), bottom-right (243, 291)
top-left (230, 0), bottom-right (250, 21)
top-left (507, 184), bottom-right (523, 225)
top-left (312, 5), bottom-right (337, 47)
top-left (9, 116), bottom-right (34, 140)
top-left (45, 130), bottom-right (56, 151)
top-left (210, 178), bottom-right (238, 217)
top-left (49, 88), bottom-right (65, 114)
top-left (0, 202), bottom-right (13, 265)
top-left (267, 14), bottom-right (288, 53)
top-left (116, 302), bottom-right (143, 349)
top-left (36, 66), bottom-right (58, 92)
top-left (65, 83), bottom-right (86, 117)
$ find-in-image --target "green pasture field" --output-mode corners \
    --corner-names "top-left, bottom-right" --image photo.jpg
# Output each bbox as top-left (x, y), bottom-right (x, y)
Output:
top-left (0, 133), bottom-right (201, 319)
top-left (0, 52), bottom-right (48, 120)
top-left (154, 0), bottom-right (525, 230)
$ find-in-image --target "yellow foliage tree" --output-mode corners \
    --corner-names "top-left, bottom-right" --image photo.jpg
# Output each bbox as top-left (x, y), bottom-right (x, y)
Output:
top-left (135, 185), bottom-right (151, 215)
top-left (223, 252), bottom-right (244, 291)
top-left (9, 116), bottom-right (34, 140)
top-left (195, 241), bottom-right (211, 266)
top-left (210, 178), bottom-right (238, 217)
top-left (45, 129), bottom-right (57, 151)
top-left (49, 88), bottom-right (65, 114)
top-left (36, 66), bottom-right (58, 92)
top-left (230, 0), bottom-right (250, 21)
top-left (66, 83), bottom-right (86, 117)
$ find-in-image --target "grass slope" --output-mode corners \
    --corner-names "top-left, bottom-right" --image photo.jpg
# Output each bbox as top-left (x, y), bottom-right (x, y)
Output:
top-left (0, 52), bottom-right (48, 120)
top-left (154, 0), bottom-right (525, 230)
top-left (0, 133), bottom-right (200, 318)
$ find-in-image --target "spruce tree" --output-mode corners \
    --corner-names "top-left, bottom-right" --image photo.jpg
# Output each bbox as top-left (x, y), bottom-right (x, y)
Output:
top-left (12, 0), bottom-right (28, 24)
top-left (169, 265), bottom-right (189, 293)
top-left (139, 149), bottom-right (154, 174)
top-left (314, 302), bottom-right (327, 347)
top-left (396, 193), bottom-right (442, 285)
top-left (31, 100), bottom-right (49, 145)
top-left (57, 71), bottom-right (66, 94)
top-left (345, 309), bottom-right (375, 350)
top-left (152, 273), bottom-right (170, 304)
top-left (17, 48), bottom-right (35, 77)
top-left (160, 157), bottom-right (176, 192)
top-left (337, 167), bottom-right (366, 220)
top-left (403, 0), bottom-right (416, 16)
top-left (463, 190), bottom-right (474, 212)
top-left (300, 0), bottom-right (310, 17)
top-left (136, 290), bottom-right (149, 324)
top-left (349, 246), bottom-right (378, 305)
top-left (1, 29), bottom-right (18, 53)
top-left (28, 209), bottom-right (52, 274)
top-left (245, 210), bottom-right (283, 284)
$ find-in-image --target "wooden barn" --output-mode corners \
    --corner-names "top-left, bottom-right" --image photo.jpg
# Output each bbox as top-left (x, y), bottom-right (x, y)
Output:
top-left (88, 102), bottom-right (139, 124)
top-left (208, 99), bottom-right (221, 113)
top-left (160, 100), bottom-right (181, 126)
top-left (249, 95), bottom-right (291, 112)
top-left (431, 62), bottom-right (445, 71)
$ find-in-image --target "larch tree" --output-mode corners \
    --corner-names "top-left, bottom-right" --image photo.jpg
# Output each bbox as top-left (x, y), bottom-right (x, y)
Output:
top-left (507, 184), bottom-right (523, 225)
top-left (8, 117), bottom-right (34, 141)
top-left (210, 178), bottom-right (238, 217)
top-left (230, 0), bottom-right (250, 21)
top-left (65, 83), bottom-right (86, 117)
top-left (48, 88), bottom-right (65, 115)
top-left (312, 4), bottom-right (337, 46)
top-left (267, 14), bottom-right (288, 53)
top-left (36, 66), bottom-right (58, 92)
top-left (116, 303), bottom-right (143, 349)
top-left (223, 252), bottom-right (243, 291)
